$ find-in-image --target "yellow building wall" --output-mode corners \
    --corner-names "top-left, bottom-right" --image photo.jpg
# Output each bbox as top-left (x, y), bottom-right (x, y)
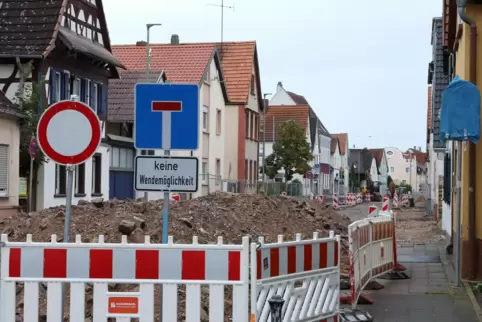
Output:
top-left (452, 5), bottom-right (482, 279)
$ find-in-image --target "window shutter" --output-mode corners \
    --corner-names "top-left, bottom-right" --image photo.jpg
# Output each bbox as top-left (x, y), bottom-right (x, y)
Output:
top-left (0, 145), bottom-right (8, 192)
top-left (49, 69), bottom-right (57, 104)
top-left (89, 81), bottom-right (95, 108)
top-left (98, 84), bottom-right (107, 117)
top-left (80, 79), bottom-right (87, 103)
top-left (60, 72), bottom-right (67, 100)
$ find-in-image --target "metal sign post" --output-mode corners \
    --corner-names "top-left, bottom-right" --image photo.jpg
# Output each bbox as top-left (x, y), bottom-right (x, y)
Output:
top-left (455, 141), bottom-right (463, 287)
top-left (28, 137), bottom-right (38, 212)
top-left (37, 95), bottom-right (101, 318)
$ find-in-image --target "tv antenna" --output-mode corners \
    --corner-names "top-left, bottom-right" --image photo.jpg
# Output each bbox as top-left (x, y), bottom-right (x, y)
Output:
top-left (207, 0), bottom-right (235, 54)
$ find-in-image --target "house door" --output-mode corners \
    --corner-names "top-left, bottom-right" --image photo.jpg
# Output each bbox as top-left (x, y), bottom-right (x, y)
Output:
top-left (109, 146), bottom-right (135, 200)
top-left (109, 170), bottom-right (134, 200)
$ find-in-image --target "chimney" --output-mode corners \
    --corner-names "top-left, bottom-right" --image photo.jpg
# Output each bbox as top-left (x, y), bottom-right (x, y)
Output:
top-left (276, 81), bottom-right (283, 92)
top-left (136, 41), bottom-right (147, 46)
top-left (171, 34), bottom-right (179, 45)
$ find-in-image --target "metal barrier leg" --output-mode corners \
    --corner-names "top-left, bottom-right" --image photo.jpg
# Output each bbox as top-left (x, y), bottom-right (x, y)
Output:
top-left (269, 295), bottom-right (285, 322)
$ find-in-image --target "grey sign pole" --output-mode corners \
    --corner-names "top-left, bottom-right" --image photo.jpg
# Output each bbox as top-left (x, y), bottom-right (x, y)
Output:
top-left (455, 141), bottom-right (462, 287)
top-left (60, 95), bottom-right (78, 319)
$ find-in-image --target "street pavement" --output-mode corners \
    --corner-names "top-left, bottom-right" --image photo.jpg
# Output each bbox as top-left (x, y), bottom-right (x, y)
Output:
top-left (339, 204), bottom-right (481, 322)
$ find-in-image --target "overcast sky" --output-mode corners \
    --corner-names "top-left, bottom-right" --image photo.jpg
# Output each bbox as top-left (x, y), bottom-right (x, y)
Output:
top-left (103, 0), bottom-right (442, 151)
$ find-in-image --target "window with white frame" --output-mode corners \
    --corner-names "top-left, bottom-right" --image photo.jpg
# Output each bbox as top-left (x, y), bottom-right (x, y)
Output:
top-left (405, 167), bottom-right (409, 173)
top-left (215, 159), bottom-right (221, 185)
top-left (0, 145), bottom-right (8, 196)
top-left (390, 166), bottom-right (395, 173)
top-left (55, 164), bottom-right (67, 195)
top-left (110, 147), bottom-right (134, 170)
top-left (92, 154), bottom-right (102, 195)
top-left (202, 107), bottom-right (209, 131)
top-left (216, 109), bottom-right (221, 135)
top-left (202, 158), bottom-right (208, 183)
top-left (74, 163), bottom-right (86, 195)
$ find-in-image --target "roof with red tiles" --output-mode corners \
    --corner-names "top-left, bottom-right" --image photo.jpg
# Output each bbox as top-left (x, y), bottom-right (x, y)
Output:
top-left (287, 91), bottom-right (309, 105)
top-left (108, 70), bottom-right (166, 123)
top-left (111, 40), bottom-right (261, 104)
top-left (412, 151), bottom-right (427, 165)
top-left (331, 138), bottom-right (339, 154)
top-left (263, 105), bottom-right (310, 142)
top-left (331, 133), bottom-right (348, 155)
top-left (368, 149), bottom-right (385, 167)
top-left (112, 43), bottom-right (215, 84)
top-left (0, 91), bottom-right (22, 118)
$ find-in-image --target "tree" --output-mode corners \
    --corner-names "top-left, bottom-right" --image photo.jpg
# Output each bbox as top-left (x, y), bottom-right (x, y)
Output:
top-left (15, 83), bottom-right (45, 176)
top-left (260, 153), bottom-right (281, 179)
top-left (265, 120), bottom-right (313, 182)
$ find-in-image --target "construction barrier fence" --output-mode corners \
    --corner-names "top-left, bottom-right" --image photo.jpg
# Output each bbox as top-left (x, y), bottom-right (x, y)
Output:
top-left (0, 232), bottom-right (341, 322)
top-left (340, 211), bottom-right (406, 309)
top-left (0, 214), bottom-right (405, 321)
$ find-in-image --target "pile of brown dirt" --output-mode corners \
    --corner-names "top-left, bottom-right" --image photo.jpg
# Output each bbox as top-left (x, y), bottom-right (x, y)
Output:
top-left (2, 192), bottom-right (351, 321)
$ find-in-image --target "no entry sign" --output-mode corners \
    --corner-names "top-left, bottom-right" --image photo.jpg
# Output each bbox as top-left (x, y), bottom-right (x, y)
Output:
top-left (37, 100), bottom-right (101, 165)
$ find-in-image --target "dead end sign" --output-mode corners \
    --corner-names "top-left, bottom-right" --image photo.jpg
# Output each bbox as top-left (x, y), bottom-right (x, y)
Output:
top-left (134, 83), bottom-right (199, 150)
top-left (37, 100), bottom-right (101, 165)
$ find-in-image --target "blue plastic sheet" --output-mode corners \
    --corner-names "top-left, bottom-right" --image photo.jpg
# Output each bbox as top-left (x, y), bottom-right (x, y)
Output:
top-left (440, 75), bottom-right (480, 143)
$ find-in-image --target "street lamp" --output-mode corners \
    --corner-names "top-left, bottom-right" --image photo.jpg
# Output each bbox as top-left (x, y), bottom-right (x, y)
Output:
top-left (143, 23), bottom-right (162, 202)
top-left (146, 23), bottom-right (163, 79)
top-left (352, 163), bottom-right (357, 192)
top-left (261, 93), bottom-right (272, 189)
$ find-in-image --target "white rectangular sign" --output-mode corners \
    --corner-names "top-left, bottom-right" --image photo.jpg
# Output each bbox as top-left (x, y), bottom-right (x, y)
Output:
top-left (134, 156), bottom-right (198, 192)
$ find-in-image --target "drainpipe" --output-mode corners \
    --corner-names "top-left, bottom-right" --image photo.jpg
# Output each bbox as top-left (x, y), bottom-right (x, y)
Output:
top-left (457, 0), bottom-right (477, 280)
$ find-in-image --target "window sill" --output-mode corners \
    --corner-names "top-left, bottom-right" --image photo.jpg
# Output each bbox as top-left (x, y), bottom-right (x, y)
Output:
top-left (203, 130), bottom-right (209, 134)
top-left (75, 193), bottom-right (87, 198)
top-left (216, 132), bottom-right (221, 136)
top-left (54, 194), bottom-right (66, 198)
top-left (0, 195), bottom-right (8, 198)
top-left (91, 193), bottom-right (103, 197)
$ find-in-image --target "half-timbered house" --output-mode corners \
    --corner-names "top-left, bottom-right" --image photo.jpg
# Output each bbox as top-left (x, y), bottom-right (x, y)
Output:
top-left (0, 0), bottom-right (124, 210)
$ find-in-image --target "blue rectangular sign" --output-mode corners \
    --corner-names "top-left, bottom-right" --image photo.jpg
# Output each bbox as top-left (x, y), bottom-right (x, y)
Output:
top-left (134, 83), bottom-right (199, 150)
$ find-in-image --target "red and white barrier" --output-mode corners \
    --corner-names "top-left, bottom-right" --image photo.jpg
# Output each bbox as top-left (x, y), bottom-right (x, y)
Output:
top-left (349, 193), bottom-right (355, 206)
top-left (171, 193), bottom-right (181, 201)
top-left (333, 193), bottom-right (339, 210)
top-left (252, 232), bottom-right (340, 322)
top-left (0, 234), bottom-right (250, 322)
top-left (356, 193), bottom-right (362, 204)
top-left (393, 193), bottom-right (399, 208)
top-left (401, 194), bottom-right (409, 206)
top-left (341, 212), bottom-right (406, 308)
top-left (366, 194), bottom-right (371, 202)
top-left (368, 205), bottom-right (378, 217)
top-left (0, 232), bottom-right (342, 322)
top-left (381, 197), bottom-right (389, 211)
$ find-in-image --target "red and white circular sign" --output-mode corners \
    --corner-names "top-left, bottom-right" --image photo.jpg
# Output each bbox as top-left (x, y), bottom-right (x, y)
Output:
top-left (37, 100), bottom-right (101, 165)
